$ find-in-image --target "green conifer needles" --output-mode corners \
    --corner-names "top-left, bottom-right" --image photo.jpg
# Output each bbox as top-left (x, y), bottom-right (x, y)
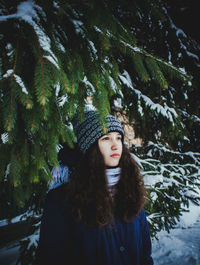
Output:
top-left (0, 0), bottom-right (191, 205)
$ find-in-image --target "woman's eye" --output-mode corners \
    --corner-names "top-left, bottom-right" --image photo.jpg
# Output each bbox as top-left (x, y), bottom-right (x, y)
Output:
top-left (102, 137), bottom-right (109, 141)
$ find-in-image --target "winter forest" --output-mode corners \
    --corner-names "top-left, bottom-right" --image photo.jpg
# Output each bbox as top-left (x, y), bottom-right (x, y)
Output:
top-left (0, 0), bottom-right (200, 264)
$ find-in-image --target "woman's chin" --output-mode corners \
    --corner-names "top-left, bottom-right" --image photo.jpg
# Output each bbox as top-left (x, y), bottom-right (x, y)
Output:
top-left (105, 161), bottom-right (120, 167)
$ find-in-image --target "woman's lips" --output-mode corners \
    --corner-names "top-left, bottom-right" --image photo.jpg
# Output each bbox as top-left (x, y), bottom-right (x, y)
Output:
top-left (110, 154), bottom-right (120, 158)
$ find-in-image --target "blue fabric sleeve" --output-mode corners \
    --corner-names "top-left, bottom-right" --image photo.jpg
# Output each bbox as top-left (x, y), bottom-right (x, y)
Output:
top-left (140, 209), bottom-right (154, 265)
top-left (35, 189), bottom-right (73, 265)
top-left (48, 165), bottom-right (69, 191)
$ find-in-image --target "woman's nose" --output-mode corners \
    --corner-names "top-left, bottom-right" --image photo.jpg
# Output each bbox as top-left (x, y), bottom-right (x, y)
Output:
top-left (111, 139), bottom-right (118, 149)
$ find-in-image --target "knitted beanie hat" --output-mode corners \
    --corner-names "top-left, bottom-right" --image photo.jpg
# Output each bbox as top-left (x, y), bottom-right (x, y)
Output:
top-left (72, 110), bottom-right (124, 153)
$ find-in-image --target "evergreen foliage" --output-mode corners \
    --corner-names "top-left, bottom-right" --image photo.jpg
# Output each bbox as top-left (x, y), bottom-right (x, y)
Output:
top-left (0, 0), bottom-right (192, 211)
top-left (131, 142), bottom-right (200, 237)
top-left (113, 0), bottom-right (200, 235)
top-left (0, 1), bottom-right (200, 262)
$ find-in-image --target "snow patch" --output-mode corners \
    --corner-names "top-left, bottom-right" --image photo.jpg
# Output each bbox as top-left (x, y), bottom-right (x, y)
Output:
top-left (82, 76), bottom-right (96, 93)
top-left (3, 70), bottom-right (29, 94)
top-left (0, 211), bottom-right (41, 227)
top-left (58, 95), bottom-right (68, 106)
top-left (120, 41), bottom-right (142, 53)
top-left (88, 41), bottom-right (98, 58)
top-left (176, 29), bottom-right (187, 38)
top-left (0, 0), bottom-right (38, 23)
top-left (186, 51), bottom-right (199, 61)
top-left (143, 173), bottom-right (163, 186)
top-left (109, 76), bottom-right (118, 92)
top-left (94, 26), bottom-right (103, 33)
top-left (2, 69), bottom-right (14, 78)
top-left (43, 55), bottom-right (59, 70)
top-left (71, 19), bottom-right (84, 35)
top-left (54, 82), bottom-right (60, 96)
top-left (14, 74), bottom-right (29, 94)
top-left (1, 133), bottom-right (8, 144)
top-left (177, 202), bottom-right (200, 228)
top-left (114, 98), bottom-right (122, 108)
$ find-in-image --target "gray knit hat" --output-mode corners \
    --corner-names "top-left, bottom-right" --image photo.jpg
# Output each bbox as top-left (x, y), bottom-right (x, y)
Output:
top-left (72, 111), bottom-right (124, 153)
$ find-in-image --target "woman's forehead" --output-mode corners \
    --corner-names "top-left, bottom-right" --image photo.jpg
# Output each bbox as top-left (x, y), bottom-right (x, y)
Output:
top-left (105, 132), bottom-right (121, 136)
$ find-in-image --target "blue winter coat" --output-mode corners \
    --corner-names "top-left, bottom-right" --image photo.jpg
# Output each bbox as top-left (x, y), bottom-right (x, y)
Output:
top-left (35, 185), bottom-right (153, 265)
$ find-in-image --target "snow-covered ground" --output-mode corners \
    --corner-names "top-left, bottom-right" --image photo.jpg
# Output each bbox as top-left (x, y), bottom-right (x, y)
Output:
top-left (152, 202), bottom-right (200, 265)
top-left (152, 221), bottom-right (200, 265)
top-left (0, 203), bottom-right (200, 265)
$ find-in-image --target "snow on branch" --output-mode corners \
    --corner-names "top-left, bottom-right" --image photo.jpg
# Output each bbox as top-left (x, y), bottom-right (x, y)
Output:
top-left (82, 76), bottom-right (96, 93)
top-left (0, 0), bottom-right (38, 23)
top-left (43, 55), bottom-right (59, 70)
top-left (119, 71), bottom-right (178, 124)
top-left (3, 69), bottom-right (29, 94)
top-left (71, 19), bottom-right (84, 35)
top-left (1, 133), bottom-right (8, 144)
top-left (147, 141), bottom-right (200, 162)
top-left (0, 0), bottom-right (59, 70)
top-left (120, 40), bottom-right (191, 81)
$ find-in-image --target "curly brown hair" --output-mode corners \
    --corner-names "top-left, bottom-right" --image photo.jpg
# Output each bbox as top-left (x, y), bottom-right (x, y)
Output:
top-left (65, 142), bottom-right (146, 226)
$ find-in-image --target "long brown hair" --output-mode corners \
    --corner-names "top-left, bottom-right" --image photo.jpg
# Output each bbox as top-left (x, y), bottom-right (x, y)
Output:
top-left (66, 142), bottom-right (146, 226)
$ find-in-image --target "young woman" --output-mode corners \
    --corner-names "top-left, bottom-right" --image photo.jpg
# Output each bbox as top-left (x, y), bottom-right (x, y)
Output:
top-left (35, 111), bottom-right (153, 265)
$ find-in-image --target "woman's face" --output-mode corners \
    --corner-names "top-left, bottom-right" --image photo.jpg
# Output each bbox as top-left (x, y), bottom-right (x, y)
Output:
top-left (98, 132), bottom-right (123, 167)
